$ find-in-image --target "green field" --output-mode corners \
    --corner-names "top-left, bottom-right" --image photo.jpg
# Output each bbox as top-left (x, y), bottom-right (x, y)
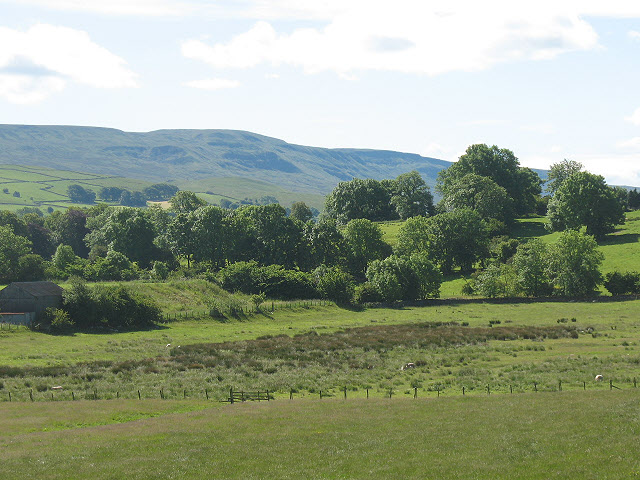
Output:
top-left (1, 391), bottom-right (639, 479)
top-left (4, 190), bottom-right (640, 476)
top-left (0, 164), bottom-right (154, 211)
top-left (182, 176), bottom-right (326, 210)
top-left (0, 164), bottom-right (325, 211)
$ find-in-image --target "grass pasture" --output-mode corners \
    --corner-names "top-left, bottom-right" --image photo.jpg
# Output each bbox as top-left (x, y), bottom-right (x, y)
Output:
top-left (0, 164), bottom-right (154, 211)
top-left (2, 298), bottom-right (640, 403)
top-left (1, 391), bottom-right (639, 479)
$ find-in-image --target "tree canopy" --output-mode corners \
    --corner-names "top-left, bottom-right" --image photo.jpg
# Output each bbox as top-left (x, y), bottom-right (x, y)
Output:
top-left (547, 171), bottom-right (625, 239)
top-left (437, 144), bottom-right (541, 215)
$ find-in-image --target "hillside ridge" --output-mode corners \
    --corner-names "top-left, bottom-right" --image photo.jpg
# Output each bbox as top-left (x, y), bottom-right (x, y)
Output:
top-left (0, 124), bottom-right (451, 195)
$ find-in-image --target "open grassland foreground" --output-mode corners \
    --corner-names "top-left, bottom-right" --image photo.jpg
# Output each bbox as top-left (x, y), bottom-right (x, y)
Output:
top-left (2, 300), bottom-right (640, 402)
top-left (0, 391), bottom-right (639, 479)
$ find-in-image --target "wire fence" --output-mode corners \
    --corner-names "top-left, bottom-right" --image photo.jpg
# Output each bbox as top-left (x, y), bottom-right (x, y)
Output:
top-left (2, 378), bottom-right (636, 404)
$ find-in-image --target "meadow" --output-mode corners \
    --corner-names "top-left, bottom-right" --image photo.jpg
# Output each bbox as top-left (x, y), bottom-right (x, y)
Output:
top-left (1, 391), bottom-right (639, 479)
top-left (2, 297), bottom-right (640, 404)
top-left (0, 164), bottom-right (153, 211)
top-left (2, 176), bottom-right (640, 476)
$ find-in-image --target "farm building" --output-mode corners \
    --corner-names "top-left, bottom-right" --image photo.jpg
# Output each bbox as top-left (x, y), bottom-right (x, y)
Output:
top-left (0, 282), bottom-right (64, 324)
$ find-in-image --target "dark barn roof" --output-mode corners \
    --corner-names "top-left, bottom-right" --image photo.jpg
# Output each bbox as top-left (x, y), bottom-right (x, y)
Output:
top-left (2, 282), bottom-right (64, 297)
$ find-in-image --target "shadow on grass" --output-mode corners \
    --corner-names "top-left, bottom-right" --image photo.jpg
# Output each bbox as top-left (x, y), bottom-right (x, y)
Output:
top-left (512, 220), bottom-right (549, 239)
top-left (601, 233), bottom-right (640, 246)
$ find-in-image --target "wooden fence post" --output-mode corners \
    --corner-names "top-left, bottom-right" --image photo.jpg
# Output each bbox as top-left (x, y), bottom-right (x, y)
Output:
top-left (583, 381), bottom-right (586, 390)
top-left (486, 385), bottom-right (490, 395)
top-left (205, 389), bottom-right (209, 400)
top-left (510, 385), bottom-right (513, 394)
top-left (414, 387), bottom-right (418, 399)
top-left (344, 386), bottom-right (347, 400)
top-left (366, 388), bottom-right (369, 399)
top-left (138, 390), bottom-right (141, 400)
top-left (30, 389), bottom-right (33, 402)
top-left (534, 382), bottom-right (537, 392)
top-left (8, 392), bottom-right (11, 402)
top-left (635, 377), bottom-right (637, 388)
top-left (230, 388), bottom-right (234, 404)
top-left (558, 380), bottom-right (562, 392)
top-left (462, 386), bottom-right (465, 396)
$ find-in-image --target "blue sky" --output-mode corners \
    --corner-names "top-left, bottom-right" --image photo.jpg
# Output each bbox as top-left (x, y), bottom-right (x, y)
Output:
top-left (2, 1), bottom-right (640, 185)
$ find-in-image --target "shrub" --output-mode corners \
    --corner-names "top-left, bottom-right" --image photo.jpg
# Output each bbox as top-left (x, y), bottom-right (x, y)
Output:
top-left (604, 271), bottom-right (640, 295)
top-left (217, 262), bottom-right (317, 300)
top-left (63, 280), bottom-right (161, 330)
top-left (314, 265), bottom-right (355, 304)
top-left (48, 308), bottom-right (74, 333)
top-left (353, 282), bottom-right (384, 304)
top-left (152, 261), bottom-right (170, 280)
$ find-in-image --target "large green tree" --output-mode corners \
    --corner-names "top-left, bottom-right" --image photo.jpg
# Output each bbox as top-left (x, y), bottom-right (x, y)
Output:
top-left (342, 218), bottom-right (391, 278)
top-left (511, 239), bottom-right (552, 297)
top-left (546, 159), bottom-right (583, 195)
top-left (0, 225), bottom-right (33, 283)
top-left (390, 171), bottom-right (434, 219)
top-left (437, 144), bottom-right (541, 215)
top-left (440, 173), bottom-right (514, 225)
top-left (169, 191), bottom-right (207, 214)
top-left (547, 230), bottom-right (603, 296)
top-left (86, 207), bottom-right (166, 268)
top-left (547, 171), bottom-right (625, 239)
top-left (324, 178), bottom-right (395, 224)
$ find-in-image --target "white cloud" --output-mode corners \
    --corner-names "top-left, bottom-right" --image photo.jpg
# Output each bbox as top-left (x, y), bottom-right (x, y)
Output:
top-left (182, 1), bottom-right (601, 77)
top-left (520, 123), bottom-right (555, 134)
top-left (0, 24), bottom-right (138, 104)
top-left (0, 0), bottom-right (188, 16)
top-left (616, 137), bottom-right (640, 149)
top-left (550, 145), bottom-right (563, 153)
top-left (628, 31), bottom-right (640, 41)
top-left (625, 107), bottom-right (640, 126)
top-left (264, 73), bottom-right (280, 79)
top-left (422, 142), bottom-right (451, 158)
top-left (575, 153), bottom-right (640, 186)
top-left (183, 78), bottom-right (240, 90)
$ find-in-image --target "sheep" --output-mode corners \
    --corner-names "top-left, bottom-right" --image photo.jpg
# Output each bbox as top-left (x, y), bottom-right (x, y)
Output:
top-left (51, 386), bottom-right (63, 390)
top-left (166, 344), bottom-right (171, 348)
top-left (595, 374), bottom-right (604, 382)
top-left (401, 363), bottom-right (416, 371)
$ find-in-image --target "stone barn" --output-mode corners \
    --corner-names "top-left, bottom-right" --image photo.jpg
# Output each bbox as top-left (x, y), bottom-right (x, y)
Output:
top-left (0, 282), bottom-right (64, 324)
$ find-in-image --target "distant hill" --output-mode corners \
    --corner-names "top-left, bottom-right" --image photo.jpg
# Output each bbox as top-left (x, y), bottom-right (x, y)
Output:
top-left (0, 125), bottom-right (453, 195)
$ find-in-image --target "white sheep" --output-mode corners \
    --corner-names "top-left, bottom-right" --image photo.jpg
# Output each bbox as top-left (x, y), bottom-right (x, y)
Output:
top-left (595, 374), bottom-right (604, 382)
top-left (166, 343), bottom-right (171, 348)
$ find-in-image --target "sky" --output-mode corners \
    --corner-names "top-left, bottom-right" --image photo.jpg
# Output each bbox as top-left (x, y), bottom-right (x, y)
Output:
top-left (1, 1), bottom-right (640, 185)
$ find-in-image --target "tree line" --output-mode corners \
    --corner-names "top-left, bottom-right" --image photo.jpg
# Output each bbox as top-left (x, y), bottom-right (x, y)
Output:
top-left (0, 144), bottom-right (632, 306)
top-left (67, 183), bottom-right (179, 206)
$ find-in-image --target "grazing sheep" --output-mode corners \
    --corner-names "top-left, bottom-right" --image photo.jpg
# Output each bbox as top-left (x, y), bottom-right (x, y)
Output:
top-left (595, 374), bottom-right (604, 381)
top-left (51, 386), bottom-right (63, 390)
top-left (402, 363), bottom-right (416, 371)
top-left (166, 344), bottom-right (171, 348)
